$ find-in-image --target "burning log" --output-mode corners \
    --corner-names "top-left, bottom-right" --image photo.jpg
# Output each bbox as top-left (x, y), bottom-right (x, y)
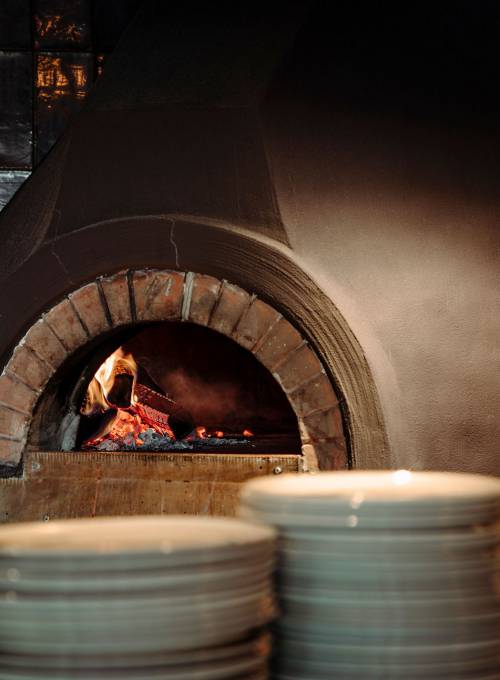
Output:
top-left (78, 408), bottom-right (119, 444)
top-left (79, 348), bottom-right (194, 447)
top-left (105, 358), bottom-right (135, 409)
top-left (134, 383), bottom-right (194, 439)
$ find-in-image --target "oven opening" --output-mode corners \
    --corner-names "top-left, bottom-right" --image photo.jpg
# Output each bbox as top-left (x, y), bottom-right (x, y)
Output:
top-left (31, 322), bottom-right (302, 456)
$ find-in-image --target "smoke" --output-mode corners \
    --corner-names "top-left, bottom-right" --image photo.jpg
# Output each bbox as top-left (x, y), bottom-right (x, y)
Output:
top-left (153, 366), bottom-right (250, 425)
top-left (123, 323), bottom-right (297, 432)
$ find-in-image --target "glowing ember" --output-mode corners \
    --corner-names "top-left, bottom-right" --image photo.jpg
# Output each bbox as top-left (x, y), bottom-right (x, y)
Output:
top-left (85, 410), bottom-right (150, 449)
top-left (243, 429), bottom-right (254, 438)
top-left (195, 426), bottom-right (207, 439)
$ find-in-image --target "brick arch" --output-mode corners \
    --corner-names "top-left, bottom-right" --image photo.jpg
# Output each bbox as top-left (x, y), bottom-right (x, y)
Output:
top-left (0, 270), bottom-right (347, 472)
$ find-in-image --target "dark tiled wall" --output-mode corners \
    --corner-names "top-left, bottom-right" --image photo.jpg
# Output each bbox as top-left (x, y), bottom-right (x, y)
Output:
top-left (0, 0), bottom-right (141, 211)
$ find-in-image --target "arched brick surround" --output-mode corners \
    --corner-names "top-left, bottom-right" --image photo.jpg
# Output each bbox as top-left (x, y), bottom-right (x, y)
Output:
top-left (0, 270), bottom-right (347, 472)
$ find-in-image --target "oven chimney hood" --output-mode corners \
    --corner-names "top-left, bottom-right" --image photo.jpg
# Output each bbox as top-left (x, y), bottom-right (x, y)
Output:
top-left (0, 0), bottom-right (390, 480)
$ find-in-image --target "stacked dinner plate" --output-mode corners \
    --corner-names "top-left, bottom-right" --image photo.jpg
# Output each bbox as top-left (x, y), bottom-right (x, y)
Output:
top-left (0, 515), bottom-right (276, 679)
top-left (239, 470), bottom-right (500, 679)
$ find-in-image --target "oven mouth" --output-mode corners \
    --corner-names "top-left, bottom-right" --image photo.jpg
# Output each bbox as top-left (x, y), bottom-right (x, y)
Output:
top-left (1, 269), bottom-right (348, 474)
top-left (71, 321), bottom-right (302, 455)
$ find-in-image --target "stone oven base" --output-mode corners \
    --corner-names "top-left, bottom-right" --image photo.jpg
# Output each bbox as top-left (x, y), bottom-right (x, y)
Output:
top-left (0, 450), bottom-right (300, 522)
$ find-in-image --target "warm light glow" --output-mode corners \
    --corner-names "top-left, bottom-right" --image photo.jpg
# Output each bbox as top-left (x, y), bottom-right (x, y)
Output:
top-left (81, 348), bottom-right (137, 416)
top-left (82, 348), bottom-right (174, 448)
top-left (81, 347), bottom-right (256, 450)
top-left (96, 348), bottom-right (137, 396)
top-left (37, 55), bottom-right (88, 102)
top-left (100, 410), bottom-right (149, 447)
top-left (35, 14), bottom-right (86, 44)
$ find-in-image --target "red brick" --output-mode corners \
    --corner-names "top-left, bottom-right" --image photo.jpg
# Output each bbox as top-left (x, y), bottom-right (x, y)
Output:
top-left (44, 298), bottom-right (88, 352)
top-left (23, 318), bottom-right (67, 370)
top-left (303, 405), bottom-right (344, 441)
top-left (209, 283), bottom-right (251, 337)
top-left (99, 272), bottom-right (132, 326)
top-left (313, 438), bottom-right (349, 470)
top-left (69, 282), bottom-right (110, 337)
top-left (0, 438), bottom-right (23, 466)
top-left (287, 373), bottom-right (338, 417)
top-left (6, 345), bottom-right (52, 392)
top-left (232, 299), bottom-right (281, 351)
top-left (0, 406), bottom-right (29, 441)
top-left (186, 274), bottom-right (221, 326)
top-left (0, 374), bottom-right (38, 414)
top-left (274, 343), bottom-right (323, 392)
top-left (133, 269), bottom-right (185, 321)
top-left (255, 317), bottom-right (303, 370)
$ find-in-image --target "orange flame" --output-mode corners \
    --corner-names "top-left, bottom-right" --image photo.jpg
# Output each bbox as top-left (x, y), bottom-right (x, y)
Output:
top-left (95, 348), bottom-right (137, 401)
top-left (243, 429), bottom-right (254, 437)
top-left (81, 348), bottom-right (137, 416)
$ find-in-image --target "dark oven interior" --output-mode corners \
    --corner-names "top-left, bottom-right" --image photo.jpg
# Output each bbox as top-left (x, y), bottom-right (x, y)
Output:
top-left (28, 321), bottom-right (302, 456)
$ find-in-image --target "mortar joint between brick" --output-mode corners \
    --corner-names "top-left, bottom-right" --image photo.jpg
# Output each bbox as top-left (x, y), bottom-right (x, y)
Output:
top-left (250, 312), bottom-right (283, 355)
top-left (43, 313), bottom-right (70, 353)
top-left (303, 403), bottom-right (342, 418)
top-left (126, 270), bottom-right (138, 323)
top-left (96, 277), bottom-right (113, 329)
top-left (228, 288), bottom-right (254, 337)
top-left (181, 271), bottom-right (195, 321)
top-left (297, 397), bottom-right (341, 421)
top-left (0, 433), bottom-right (23, 443)
top-left (270, 339), bottom-right (307, 373)
top-left (23, 343), bottom-right (57, 376)
top-left (4, 371), bottom-right (41, 396)
top-left (206, 279), bottom-right (226, 328)
top-left (142, 271), bottom-right (159, 311)
top-left (232, 293), bottom-right (257, 338)
top-left (67, 296), bottom-right (91, 340)
top-left (0, 401), bottom-right (31, 417)
top-left (38, 317), bottom-right (68, 356)
top-left (285, 368), bottom-right (327, 397)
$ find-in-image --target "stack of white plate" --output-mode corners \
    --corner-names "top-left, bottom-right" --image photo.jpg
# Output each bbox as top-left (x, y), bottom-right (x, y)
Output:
top-left (239, 470), bottom-right (500, 679)
top-left (0, 515), bottom-right (276, 679)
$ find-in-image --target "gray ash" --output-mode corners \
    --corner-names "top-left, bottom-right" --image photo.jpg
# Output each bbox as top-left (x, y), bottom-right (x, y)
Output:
top-left (91, 429), bottom-right (253, 452)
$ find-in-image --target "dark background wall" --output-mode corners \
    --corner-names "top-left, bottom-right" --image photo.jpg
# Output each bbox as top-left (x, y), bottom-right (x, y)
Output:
top-left (0, 0), bottom-right (141, 210)
top-left (262, 2), bottom-right (500, 475)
